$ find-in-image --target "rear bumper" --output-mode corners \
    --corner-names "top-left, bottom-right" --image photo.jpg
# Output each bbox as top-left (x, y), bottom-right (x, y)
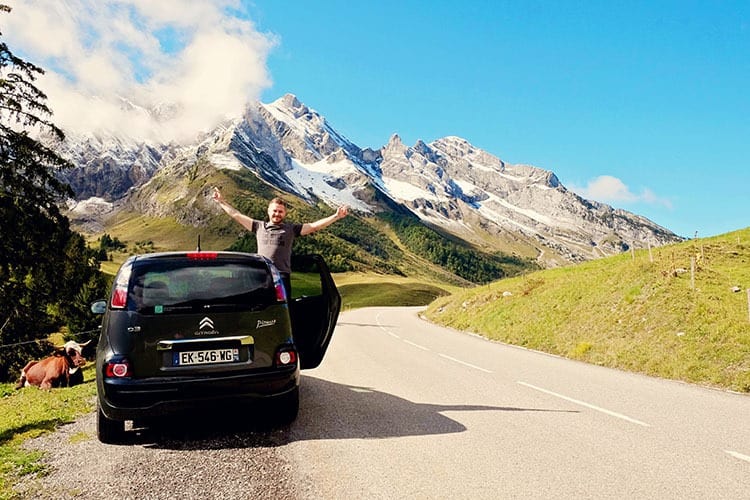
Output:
top-left (98, 366), bottom-right (300, 421)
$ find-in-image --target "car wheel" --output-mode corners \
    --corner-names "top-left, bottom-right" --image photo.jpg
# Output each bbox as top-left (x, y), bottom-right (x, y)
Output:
top-left (97, 404), bottom-right (125, 444)
top-left (274, 387), bottom-right (299, 425)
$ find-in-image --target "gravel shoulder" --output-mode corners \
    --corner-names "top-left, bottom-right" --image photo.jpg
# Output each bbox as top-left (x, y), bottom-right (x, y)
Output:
top-left (14, 403), bottom-right (321, 500)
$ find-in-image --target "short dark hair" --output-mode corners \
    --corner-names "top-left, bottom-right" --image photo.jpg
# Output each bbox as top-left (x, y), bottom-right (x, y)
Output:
top-left (269, 197), bottom-right (287, 208)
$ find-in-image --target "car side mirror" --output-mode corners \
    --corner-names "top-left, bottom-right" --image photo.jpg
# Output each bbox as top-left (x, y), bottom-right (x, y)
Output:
top-left (91, 300), bottom-right (107, 315)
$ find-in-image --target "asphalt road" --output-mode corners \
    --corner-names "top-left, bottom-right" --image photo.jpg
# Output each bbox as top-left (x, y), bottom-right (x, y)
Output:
top-left (287, 306), bottom-right (750, 499)
top-left (18, 306), bottom-right (750, 499)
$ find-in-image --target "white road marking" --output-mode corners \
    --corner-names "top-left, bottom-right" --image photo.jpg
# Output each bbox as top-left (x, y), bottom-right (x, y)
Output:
top-left (725, 450), bottom-right (750, 463)
top-left (375, 311), bottom-right (492, 372)
top-left (403, 339), bottom-right (430, 351)
top-left (518, 381), bottom-right (651, 427)
top-left (375, 313), bottom-right (401, 338)
top-left (438, 354), bottom-right (494, 373)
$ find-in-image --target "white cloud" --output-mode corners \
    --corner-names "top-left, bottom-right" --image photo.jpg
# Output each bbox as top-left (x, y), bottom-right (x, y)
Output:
top-left (570, 175), bottom-right (672, 209)
top-left (3, 0), bottom-right (276, 142)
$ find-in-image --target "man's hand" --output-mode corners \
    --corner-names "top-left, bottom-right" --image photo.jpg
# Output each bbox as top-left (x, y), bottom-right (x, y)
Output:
top-left (336, 205), bottom-right (349, 219)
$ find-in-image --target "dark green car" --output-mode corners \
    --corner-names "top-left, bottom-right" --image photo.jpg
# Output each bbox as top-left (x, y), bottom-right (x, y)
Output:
top-left (91, 251), bottom-right (340, 443)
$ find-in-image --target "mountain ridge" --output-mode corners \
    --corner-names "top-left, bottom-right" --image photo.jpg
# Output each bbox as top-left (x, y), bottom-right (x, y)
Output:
top-left (60, 93), bottom-right (683, 269)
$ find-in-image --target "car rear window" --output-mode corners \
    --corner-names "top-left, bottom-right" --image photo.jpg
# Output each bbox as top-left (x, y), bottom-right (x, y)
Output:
top-left (128, 259), bottom-right (275, 313)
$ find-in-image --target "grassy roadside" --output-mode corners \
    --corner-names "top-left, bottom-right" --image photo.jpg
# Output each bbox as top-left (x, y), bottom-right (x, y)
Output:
top-left (0, 366), bottom-right (97, 500)
top-left (425, 228), bottom-right (750, 392)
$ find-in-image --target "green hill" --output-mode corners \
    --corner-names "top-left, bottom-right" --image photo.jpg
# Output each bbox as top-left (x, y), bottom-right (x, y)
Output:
top-left (425, 228), bottom-right (750, 392)
top-left (88, 166), bottom-right (539, 286)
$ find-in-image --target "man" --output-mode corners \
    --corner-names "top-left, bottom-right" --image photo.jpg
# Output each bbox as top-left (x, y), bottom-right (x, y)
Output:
top-left (212, 187), bottom-right (348, 297)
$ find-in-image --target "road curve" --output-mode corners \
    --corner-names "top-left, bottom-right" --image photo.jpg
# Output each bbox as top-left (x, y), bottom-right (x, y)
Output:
top-left (287, 306), bottom-right (750, 499)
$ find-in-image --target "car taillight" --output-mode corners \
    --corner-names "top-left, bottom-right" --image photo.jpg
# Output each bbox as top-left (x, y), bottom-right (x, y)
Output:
top-left (187, 252), bottom-right (218, 260)
top-left (104, 359), bottom-right (132, 378)
top-left (110, 286), bottom-right (127, 309)
top-left (275, 283), bottom-right (287, 302)
top-left (110, 260), bottom-right (133, 309)
top-left (267, 262), bottom-right (287, 302)
top-left (275, 349), bottom-right (297, 367)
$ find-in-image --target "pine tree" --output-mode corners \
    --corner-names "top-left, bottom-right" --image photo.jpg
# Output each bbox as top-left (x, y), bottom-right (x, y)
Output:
top-left (0, 5), bottom-right (105, 382)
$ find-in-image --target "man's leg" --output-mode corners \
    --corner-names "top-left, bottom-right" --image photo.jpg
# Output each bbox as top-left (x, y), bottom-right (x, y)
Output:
top-left (281, 272), bottom-right (292, 300)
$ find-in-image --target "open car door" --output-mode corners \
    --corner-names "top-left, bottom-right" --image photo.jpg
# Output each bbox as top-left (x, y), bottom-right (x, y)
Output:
top-left (289, 254), bottom-right (341, 369)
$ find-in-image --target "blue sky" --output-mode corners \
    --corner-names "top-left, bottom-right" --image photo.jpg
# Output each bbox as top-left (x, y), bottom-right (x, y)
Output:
top-left (248, 1), bottom-right (749, 239)
top-left (5, 1), bottom-right (749, 238)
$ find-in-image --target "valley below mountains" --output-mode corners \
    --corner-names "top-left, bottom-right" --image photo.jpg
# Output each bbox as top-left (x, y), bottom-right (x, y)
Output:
top-left (60, 93), bottom-right (683, 280)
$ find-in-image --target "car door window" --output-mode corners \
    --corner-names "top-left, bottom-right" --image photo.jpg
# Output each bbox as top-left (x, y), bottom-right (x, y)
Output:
top-left (289, 254), bottom-right (341, 369)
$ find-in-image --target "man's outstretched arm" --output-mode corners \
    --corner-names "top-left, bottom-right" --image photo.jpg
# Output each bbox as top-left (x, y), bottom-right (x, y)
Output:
top-left (212, 187), bottom-right (256, 231)
top-left (300, 205), bottom-right (349, 236)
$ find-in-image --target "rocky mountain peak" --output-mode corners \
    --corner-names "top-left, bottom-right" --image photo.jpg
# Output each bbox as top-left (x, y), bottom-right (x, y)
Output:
top-left (383, 134), bottom-right (407, 154)
top-left (273, 93), bottom-right (314, 121)
top-left (277, 93), bottom-right (302, 109)
top-left (61, 94), bottom-right (683, 267)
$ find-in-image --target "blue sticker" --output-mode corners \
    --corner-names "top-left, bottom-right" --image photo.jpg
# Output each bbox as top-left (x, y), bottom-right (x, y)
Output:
top-left (155, 305), bottom-right (163, 314)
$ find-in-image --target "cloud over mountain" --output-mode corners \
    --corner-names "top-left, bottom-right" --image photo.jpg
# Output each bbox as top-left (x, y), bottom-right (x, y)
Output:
top-left (4, 0), bottom-right (275, 142)
top-left (570, 175), bottom-right (673, 209)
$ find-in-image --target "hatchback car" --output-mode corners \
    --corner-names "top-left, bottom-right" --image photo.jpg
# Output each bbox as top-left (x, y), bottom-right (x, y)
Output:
top-left (91, 251), bottom-right (340, 443)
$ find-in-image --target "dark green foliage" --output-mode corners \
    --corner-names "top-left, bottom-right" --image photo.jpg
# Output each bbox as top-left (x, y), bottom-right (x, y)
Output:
top-left (227, 231), bottom-right (258, 253)
top-left (328, 215), bottom-right (399, 261)
top-left (53, 233), bottom-right (108, 342)
top-left (293, 210), bottom-right (403, 273)
top-left (95, 233), bottom-right (125, 261)
top-left (0, 8), bottom-right (106, 382)
top-left (380, 212), bottom-right (537, 283)
top-left (99, 233), bottom-right (125, 251)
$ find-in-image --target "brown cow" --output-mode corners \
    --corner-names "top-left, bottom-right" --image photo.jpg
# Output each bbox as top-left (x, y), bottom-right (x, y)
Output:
top-left (15, 340), bottom-right (92, 390)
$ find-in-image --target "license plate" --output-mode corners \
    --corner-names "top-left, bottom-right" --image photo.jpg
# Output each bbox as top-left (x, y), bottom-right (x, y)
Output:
top-left (173, 348), bottom-right (239, 366)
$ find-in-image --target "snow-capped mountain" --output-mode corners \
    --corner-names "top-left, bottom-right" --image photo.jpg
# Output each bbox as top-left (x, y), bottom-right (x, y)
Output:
top-left (60, 93), bottom-right (682, 265)
top-left (58, 131), bottom-right (171, 201)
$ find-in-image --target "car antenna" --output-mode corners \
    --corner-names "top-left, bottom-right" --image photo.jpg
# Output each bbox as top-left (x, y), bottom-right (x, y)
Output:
top-left (196, 234), bottom-right (201, 252)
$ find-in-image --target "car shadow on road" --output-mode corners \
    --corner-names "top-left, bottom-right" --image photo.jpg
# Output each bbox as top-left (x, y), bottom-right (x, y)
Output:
top-left (292, 375), bottom-right (577, 442)
top-left (135, 375), bottom-right (576, 450)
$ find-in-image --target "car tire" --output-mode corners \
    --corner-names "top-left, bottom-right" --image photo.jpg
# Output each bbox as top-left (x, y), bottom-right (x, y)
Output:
top-left (97, 404), bottom-right (125, 444)
top-left (274, 387), bottom-right (299, 425)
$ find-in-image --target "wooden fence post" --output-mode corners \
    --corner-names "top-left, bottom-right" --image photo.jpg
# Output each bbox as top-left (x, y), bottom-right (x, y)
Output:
top-left (690, 257), bottom-right (695, 290)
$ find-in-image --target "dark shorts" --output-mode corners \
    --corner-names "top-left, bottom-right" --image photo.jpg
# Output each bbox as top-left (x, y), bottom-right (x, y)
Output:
top-left (280, 272), bottom-right (292, 299)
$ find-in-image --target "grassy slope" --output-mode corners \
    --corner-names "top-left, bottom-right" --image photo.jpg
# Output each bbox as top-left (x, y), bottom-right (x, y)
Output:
top-left (334, 273), bottom-right (456, 310)
top-left (425, 227), bottom-right (750, 392)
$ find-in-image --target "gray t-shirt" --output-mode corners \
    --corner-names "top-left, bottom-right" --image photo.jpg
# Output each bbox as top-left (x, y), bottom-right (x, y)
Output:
top-left (250, 220), bottom-right (303, 274)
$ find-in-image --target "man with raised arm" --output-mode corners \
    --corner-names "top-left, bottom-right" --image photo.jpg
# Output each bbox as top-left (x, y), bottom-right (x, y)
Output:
top-left (212, 187), bottom-right (348, 297)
